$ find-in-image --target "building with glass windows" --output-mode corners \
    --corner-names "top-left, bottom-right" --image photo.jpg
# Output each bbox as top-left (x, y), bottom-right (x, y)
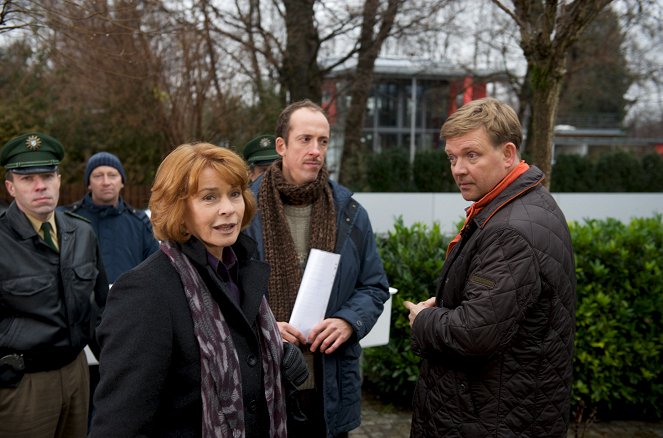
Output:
top-left (322, 56), bottom-right (503, 176)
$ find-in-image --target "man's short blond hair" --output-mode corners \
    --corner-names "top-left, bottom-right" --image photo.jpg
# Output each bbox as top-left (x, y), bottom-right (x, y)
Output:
top-left (441, 97), bottom-right (522, 150)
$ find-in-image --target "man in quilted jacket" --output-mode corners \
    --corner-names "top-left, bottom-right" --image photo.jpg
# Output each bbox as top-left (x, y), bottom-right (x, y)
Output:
top-left (404, 97), bottom-right (576, 437)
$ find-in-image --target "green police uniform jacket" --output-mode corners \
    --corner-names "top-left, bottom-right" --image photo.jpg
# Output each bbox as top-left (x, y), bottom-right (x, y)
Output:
top-left (0, 201), bottom-right (108, 368)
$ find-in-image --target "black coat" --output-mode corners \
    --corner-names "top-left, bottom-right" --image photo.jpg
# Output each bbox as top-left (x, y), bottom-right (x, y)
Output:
top-left (410, 166), bottom-right (576, 437)
top-left (90, 234), bottom-right (273, 438)
top-left (0, 201), bottom-right (107, 360)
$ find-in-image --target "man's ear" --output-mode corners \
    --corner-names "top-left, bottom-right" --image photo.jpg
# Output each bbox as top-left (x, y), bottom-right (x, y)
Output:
top-left (503, 142), bottom-right (518, 168)
top-left (275, 137), bottom-right (287, 157)
top-left (5, 180), bottom-right (15, 197)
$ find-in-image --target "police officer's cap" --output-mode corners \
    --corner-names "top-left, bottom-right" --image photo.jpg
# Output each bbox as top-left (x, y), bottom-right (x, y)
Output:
top-left (242, 134), bottom-right (280, 165)
top-left (0, 132), bottom-right (65, 174)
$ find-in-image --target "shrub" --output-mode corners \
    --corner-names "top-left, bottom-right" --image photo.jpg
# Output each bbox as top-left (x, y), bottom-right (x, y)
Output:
top-left (571, 215), bottom-right (663, 419)
top-left (366, 148), bottom-right (414, 192)
top-left (551, 154), bottom-right (595, 192)
top-left (365, 148), bottom-right (658, 193)
top-left (641, 153), bottom-right (663, 192)
top-left (412, 149), bottom-right (457, 192)
top-left (594, 151), bottom-right (645, 191)
top-left (362, 219), bottom-right (450, 404)
top-left (364, 215), bottom-right (663, 421)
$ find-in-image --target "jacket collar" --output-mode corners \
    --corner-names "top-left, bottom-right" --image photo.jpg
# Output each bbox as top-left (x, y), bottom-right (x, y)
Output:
top-left (178, 234), bottom-right (266, 323)
top-left (6, 201), bottom-right (79, 252)
top-left (6, 201), bottom-right (39, 240)
top-left (473, 165), bottom-right (545, 229)
top-left (7, 201), bottom-right (77, 237)
top-left (179, 233), bottom-right (256, 266)
top-left (81, 192), bottom-right (127, 216)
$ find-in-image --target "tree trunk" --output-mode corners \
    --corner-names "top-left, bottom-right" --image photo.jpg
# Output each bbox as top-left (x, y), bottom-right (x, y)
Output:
top-left (339, 56), bottom-right (375, 190)
top-left (526, 61), bottom-right (565, 188)
top-left (497, 0), bottom-right (614, 189)
top-left (339, 0), bottom-right (401, 189)
top-left (282, 0), bottom-right (322, 102)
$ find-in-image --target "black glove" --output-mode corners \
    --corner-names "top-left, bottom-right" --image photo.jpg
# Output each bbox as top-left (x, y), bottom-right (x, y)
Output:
top-left (281, 342), bottom-right (309, 424)
top-left (281, 342), bottom-right (309, 387)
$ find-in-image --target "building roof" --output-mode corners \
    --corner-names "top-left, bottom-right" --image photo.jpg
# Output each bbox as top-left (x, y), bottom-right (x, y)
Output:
top-left (323, 56), bottom-right (504, 80)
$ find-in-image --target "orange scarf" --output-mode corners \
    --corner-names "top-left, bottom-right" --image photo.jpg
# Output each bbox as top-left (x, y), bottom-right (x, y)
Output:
top-left (446, 160), bottom-right (530, 258)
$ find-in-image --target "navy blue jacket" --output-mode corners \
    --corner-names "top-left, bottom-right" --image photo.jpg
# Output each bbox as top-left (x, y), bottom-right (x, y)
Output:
top-left (244, 177), bottom-right (390, 436)
top-left (62, 194), bottom-right (159, 283)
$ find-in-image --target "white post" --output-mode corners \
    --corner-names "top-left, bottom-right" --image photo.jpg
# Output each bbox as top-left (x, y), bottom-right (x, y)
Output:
top-left (410, 76), bottom-right (417, 163)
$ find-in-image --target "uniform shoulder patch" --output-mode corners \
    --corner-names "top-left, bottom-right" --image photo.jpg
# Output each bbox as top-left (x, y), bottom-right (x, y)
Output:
top-left (63, 210), bottom-right (91, 223)
top-left (127, 206), bottom-right (151, 225)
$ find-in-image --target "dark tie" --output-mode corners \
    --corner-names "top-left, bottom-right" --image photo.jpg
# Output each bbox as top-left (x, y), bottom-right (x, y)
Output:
top-left (41, 222), bottom-right (58, 252)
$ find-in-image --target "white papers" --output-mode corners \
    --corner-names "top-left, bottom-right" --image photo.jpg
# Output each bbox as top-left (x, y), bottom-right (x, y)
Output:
top-left (84, 345), bottom-right (98, 365)
top-left (288, 248), bottom-right (341, 339)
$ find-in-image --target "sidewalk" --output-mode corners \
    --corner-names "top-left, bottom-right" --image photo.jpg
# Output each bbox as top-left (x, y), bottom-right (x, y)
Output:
top-left (349, 389), bottom-right (410, 438)
top-left (350, 389), bottom-right (663, 438)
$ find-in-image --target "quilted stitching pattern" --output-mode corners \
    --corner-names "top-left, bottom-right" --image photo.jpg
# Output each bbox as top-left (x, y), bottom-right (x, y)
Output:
top-left (411, 167), bottom-right (576, 437)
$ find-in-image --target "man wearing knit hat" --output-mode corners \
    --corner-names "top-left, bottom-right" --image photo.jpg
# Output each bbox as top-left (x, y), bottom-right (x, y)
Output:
top-left (62, 151), bottom-right (159, 425)
top-left (64, 151), bottom-right (159, 284)
top-left (0, 132), bottom-right (108, 438)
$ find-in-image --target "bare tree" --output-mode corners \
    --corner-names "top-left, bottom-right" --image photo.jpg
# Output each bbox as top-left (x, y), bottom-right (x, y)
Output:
top-left (8, 0), bottom-right (656, 191)
top-left (492, 0), bottom-right (613, 187)
top-left (199, 0), bottom-right (452, 183)
top-left (0, 0), bottom-right (28, 33)
top-left (618, 0), bottom-right (663, 136)
top-left (338, 0), bottom-right (402, 189)
top-left (281, 0), bottom-right (322, 101)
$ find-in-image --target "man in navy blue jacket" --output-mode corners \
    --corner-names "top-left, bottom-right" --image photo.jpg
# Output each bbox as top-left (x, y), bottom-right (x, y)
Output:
top-left (62, 151), bottom-right (159, 426)
top-left (63, 152), bottom-right (159, 284)
top-left (244, 99), bottom-right (390, 438)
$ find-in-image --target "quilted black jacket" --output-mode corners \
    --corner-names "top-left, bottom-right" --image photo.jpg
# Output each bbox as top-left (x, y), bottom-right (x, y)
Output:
top-left (410, 166), bottom-right (576, 437)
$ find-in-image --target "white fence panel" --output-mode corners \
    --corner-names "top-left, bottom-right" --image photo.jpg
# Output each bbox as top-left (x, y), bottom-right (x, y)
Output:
top-left (354, 192), bottom-right (663, 235)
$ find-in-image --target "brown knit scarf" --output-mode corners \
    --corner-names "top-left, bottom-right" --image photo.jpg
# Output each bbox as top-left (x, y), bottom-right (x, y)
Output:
top-left (258, 161), bottom-right (337, 322)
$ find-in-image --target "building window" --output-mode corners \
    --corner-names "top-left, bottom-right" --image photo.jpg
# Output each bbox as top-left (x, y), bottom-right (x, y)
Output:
top-left (355, 78), bottom-right (457, 155)
top-left (376, 82), bottom-right (400, 127)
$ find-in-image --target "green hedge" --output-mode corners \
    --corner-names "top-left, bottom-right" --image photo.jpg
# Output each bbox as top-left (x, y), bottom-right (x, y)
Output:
top-left (571, 216), bottom-right (663, 419)
top-left (365, 149), bottom-right (663, 192)
top-left (363, 219), bottom-right (451, 401)
top-left (412, 150), bottom-right (457, 192)
top-left (550, 154), bottom-right (595, 192)
top-left (366, 148), bottom-right (415, 192)
top-left (364, 215), bottom-right (663, 421)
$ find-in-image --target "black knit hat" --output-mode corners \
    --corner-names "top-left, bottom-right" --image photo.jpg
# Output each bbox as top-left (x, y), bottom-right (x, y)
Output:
top-left (84, 152), bottom-right (126, 186)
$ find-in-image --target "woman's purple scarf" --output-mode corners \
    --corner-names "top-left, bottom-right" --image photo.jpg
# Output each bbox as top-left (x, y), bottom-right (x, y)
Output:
top-left (161, 241), bottom-right (287, 437)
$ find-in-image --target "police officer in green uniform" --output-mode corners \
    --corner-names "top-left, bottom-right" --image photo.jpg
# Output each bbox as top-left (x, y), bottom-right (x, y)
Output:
top-left (243, 134), bottom-right (280, 182)
top-left (0, 132), bottom-right (108, 438)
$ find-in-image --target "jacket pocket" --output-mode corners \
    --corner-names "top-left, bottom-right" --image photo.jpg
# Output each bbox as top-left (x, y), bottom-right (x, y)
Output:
top-left (1, 274), bottom-right (57, 313)
top-left (337, 342), bottom-right (362, 411)
top-left (66, 262), bottom-right (99, 320)
top-left (455, 372), bottom-right (479, 421)
top-left (73, 262), bottom-right (98, 282)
